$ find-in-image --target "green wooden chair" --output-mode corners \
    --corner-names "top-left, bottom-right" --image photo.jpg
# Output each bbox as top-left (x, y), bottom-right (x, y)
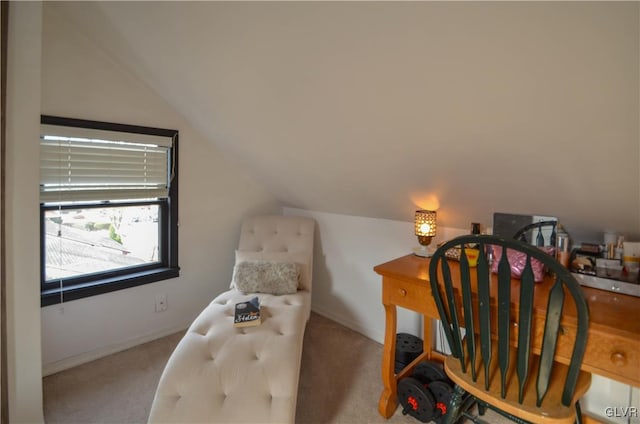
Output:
top-left (429, 235), bottom-right (591, 424)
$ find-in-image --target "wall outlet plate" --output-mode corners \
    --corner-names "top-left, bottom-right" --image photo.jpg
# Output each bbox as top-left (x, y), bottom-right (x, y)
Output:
top-left (155, 293), bottom-right (168, 312)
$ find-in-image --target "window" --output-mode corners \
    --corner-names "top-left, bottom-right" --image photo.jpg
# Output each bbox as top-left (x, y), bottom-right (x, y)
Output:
top-left (40, 116), bottom-right (179, 306)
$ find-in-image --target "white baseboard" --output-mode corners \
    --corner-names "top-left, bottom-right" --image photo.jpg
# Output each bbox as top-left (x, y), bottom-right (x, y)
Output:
top-left (42, 324), bottom-right (189, 377)
top-left (311, 305), bottom-right (385, 345)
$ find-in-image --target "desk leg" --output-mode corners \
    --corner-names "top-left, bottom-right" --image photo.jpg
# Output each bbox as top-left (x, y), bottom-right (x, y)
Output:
top-left (378, 303), bottom-right (398, 418)
top-left (423, 314), bottom-right (433, 360)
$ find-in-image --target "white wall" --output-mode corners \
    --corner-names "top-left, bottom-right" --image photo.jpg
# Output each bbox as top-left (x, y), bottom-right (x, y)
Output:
top-left (284, 207), bottom-right (467, 343)
top-left (39, 4), bottom-right (281, 374)
top-left (6, 2), bottom-right (44, 422)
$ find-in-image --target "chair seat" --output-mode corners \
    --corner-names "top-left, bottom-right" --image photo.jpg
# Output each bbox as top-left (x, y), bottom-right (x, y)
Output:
top-left (444, 341), bottom-right (591, 424)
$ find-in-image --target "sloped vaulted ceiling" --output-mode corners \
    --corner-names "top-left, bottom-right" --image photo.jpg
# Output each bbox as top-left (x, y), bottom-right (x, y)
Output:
top-left (49, 1), bottom-right (639, 240)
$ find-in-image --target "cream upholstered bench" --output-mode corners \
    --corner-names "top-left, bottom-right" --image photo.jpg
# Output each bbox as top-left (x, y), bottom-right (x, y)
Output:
top-left (148, 215), bottom-right (315, 423)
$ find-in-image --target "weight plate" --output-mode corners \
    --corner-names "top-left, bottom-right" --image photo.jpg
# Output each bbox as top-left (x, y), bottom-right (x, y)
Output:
top-left (413, 361), bottom-right (447, 384)
top-left (398, 377), bottom-right (436, 423)
top-left (396, 333), bottom-right (423, 365)
top-left (428, 380), bottom-right (453, 424)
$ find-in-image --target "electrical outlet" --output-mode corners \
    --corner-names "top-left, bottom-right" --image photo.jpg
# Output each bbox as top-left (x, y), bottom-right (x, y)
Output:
top-left (155, 293), bottom-right (168, 312)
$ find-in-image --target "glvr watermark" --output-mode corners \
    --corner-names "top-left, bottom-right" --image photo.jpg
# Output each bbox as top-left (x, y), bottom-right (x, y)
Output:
top-left (605, 406), bottom-right (638, 418)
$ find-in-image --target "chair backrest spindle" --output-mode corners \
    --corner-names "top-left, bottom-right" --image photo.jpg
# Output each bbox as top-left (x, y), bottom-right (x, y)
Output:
top-left (476, 243), bottom-right (492, 390)
top-left (496, 244), bottom-right (512, 399)
top-left (459, 247), bottom-right (477, 381)
top-left (516, 256), bottom-right (535, 404)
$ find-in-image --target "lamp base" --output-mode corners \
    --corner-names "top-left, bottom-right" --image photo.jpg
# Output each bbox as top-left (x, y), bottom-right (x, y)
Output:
top-left (412, 245), bottom-right (435, 257)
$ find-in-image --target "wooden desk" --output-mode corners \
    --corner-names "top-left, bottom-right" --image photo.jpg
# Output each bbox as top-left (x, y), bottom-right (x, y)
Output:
top-left (374, 254), bottom-right (640, 419)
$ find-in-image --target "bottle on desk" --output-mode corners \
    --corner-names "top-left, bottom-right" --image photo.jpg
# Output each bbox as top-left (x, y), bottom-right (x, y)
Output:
top-left (468, 223), bottom-right (481, 247)
top-left (463, 223), bottom-right (482, 266)
top-left (556, 225), bottom-right (570, 268)
top-left (614, 236), bottom-right (624, 262)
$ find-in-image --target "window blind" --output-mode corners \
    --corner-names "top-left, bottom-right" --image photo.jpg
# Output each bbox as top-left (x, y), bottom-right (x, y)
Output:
top-left (40, 124), bottom-right (173, 203)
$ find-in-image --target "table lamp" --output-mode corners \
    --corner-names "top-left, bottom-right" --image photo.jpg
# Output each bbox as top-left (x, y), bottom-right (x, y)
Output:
top-left (414, 210), bottom-right (437, 257)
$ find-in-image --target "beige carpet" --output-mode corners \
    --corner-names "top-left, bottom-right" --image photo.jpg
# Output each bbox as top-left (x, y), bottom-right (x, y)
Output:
top-left (44, 312), bottom-right (508, 424)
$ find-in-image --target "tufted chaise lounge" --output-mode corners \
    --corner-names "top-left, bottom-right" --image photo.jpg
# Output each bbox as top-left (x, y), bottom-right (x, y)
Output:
top-left (148, 215), bottom-right (315, 423)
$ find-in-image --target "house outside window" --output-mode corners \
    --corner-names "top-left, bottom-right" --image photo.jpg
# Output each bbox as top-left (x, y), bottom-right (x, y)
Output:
top-left (40, 116), bottom-right (179, 306)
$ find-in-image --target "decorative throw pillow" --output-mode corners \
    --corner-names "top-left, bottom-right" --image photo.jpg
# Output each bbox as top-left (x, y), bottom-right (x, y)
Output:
top-left (490, 245), bottom-right (556, 283)
top-left (233, 250), bottom-right (312, 291)
top-left (232, 261), bottom-right (299, 295)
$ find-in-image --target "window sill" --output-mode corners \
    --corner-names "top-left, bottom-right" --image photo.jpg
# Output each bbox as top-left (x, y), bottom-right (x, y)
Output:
top-left (41, 267), bottom-right (180, 307)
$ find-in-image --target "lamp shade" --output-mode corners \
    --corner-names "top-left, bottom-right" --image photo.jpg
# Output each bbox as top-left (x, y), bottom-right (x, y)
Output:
top-left (415, 210), bottom-right (437, 237)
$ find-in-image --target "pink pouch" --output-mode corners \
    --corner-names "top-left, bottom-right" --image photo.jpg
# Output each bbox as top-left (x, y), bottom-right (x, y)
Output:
top-left (490, 246), bottom-right (555, 282)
